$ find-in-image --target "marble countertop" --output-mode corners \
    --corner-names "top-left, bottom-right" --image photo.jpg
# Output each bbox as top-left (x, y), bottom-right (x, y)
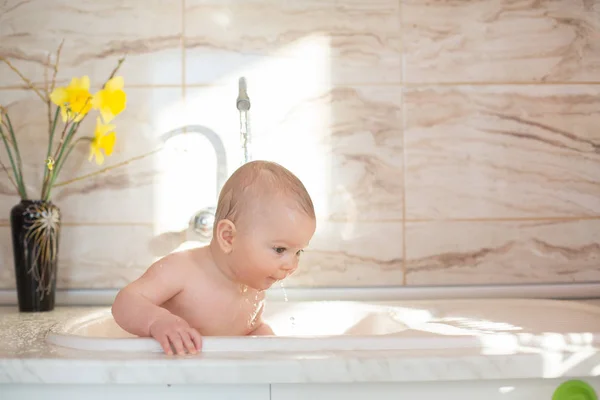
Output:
top-left (1, 302), bottom-right (600, 385)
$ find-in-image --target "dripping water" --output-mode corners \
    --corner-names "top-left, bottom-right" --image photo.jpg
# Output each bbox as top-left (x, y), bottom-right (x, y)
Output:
top-left (279, 281), bottom-right (296, 330)
top-left (280, 281), bottom-right (289, 302)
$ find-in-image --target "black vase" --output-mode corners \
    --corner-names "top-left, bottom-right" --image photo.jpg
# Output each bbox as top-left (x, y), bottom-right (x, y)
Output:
top-left (10, 200), bottom-right (61, 312)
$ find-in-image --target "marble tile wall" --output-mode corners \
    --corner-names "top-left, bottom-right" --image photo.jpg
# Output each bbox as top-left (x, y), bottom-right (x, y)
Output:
top-left (0, 0), bottom-right (598, 290)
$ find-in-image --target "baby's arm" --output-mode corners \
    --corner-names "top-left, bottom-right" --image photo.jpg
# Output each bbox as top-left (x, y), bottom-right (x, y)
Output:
top-left (111, 253), bottom-right (202, 355)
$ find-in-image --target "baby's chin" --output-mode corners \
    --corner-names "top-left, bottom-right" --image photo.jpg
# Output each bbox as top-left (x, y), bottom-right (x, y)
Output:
top-left (261, 276), bottom-right (278, 290)
top-left (261, 276), bottom-right (281, 291)
top-left (244, 277), bottom-right (278, 291)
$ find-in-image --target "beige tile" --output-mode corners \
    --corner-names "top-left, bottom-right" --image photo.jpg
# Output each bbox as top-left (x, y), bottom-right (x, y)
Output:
top-left (0, 220), bottom-right (403, 290)
top-left (182, 85), bottom-right (246, 176)
top-left (184, 0), bottom-right (401, 85)
top-left (184, 84), bottom-right (403, 222)
top-left (0, 83), bottom-right (399, 234)
top-left (405, 219), bottom-right (600, 285)
top-left (0, 226), bottom-right (14, 288)
top-left (0, 88), bottom-right (203, 228)
top-left (0, 0), bottom-right (182, 87)
top-left (403, 0), bottom-right (600, 83)
top-left (285, 219), bottom-right (403, 287)
top-left (236, 84), bottom-right (403, 222)
top-left (0, 225), bottom-right (156, 289)
top-left (404, 85), bottom-right (600, 219)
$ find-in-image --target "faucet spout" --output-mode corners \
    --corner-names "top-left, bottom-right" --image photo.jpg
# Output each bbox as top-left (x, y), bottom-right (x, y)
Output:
top-left (237, 77), bottom-right (252, 164)
top-left (158, 75), bottom-right (253, 242)
top-left (237, 77), bottom-right (251, 111)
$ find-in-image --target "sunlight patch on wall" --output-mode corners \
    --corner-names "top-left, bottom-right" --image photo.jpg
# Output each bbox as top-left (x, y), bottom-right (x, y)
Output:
top-left (154, 33), bottom-right (332, 237)
top-left (248, 33), bottom-right (332, 220)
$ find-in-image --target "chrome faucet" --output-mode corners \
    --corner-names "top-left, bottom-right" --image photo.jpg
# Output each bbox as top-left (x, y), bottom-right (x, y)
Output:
top-left (176, 77), bottom-right (253, 241)
top-left (159, 125), bottom-right (228, 196)
top-left (237, 77), bottom-right (251, 164)
top-left (159, 125), bottom-right (227, 241)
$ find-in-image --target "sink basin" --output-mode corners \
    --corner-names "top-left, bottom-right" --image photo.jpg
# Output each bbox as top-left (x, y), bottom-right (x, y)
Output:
top-left (46, 298), bottom-right (600, 353)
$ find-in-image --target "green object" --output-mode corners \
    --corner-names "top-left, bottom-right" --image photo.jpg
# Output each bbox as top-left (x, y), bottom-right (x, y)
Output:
top-left (553, 380), bottom-right (597, 400)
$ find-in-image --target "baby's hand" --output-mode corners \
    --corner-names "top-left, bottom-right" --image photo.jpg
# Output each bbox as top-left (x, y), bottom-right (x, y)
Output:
top-left (148, 313), bottom-right (202, 355)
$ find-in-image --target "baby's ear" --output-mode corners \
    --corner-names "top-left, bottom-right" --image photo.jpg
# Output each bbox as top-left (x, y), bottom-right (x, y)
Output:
top-left (215, 219), bottom-right (236, 254)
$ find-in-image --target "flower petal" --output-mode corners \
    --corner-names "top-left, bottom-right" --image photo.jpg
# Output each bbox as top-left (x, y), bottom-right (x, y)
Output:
top-left (109, 90), bottom-right (127, 115)
top-left (100, 107), bottom-right (114, 123)
top-left (77, 76), bottom-right (91, 90)
top-left (60, 106), bottom-right (69, 122)
top-left (105, 76), bottom-right (124, 91)
top-left (91, 90), bottom-right (104, 110)
top-left (100, 131), bottom-right (116, 156)
top-left (50, 88), bottom-right (68, 106)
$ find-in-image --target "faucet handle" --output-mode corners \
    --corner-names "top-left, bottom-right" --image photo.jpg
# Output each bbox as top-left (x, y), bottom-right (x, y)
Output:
top-left (189, 207), bottom-right (216, 240)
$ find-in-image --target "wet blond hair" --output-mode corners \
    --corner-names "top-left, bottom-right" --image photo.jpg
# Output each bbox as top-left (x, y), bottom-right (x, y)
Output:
top-left (213, 160), bottom-right (315, 235)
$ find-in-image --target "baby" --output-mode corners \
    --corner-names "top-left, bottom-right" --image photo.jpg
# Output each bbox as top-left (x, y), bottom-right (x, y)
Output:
top-left (111, 160), bottom-right (316, 355)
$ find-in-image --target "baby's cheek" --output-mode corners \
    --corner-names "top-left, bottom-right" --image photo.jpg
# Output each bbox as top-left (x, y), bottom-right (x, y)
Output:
top-left (268, 262), bottom-right (284, 276)
top-left (250, 263), bottom-right (273, 278)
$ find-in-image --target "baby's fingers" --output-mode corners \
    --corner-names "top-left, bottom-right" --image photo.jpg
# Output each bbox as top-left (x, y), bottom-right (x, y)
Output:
top-left (157, 335), bottom-right (173, 355)
top-left (189, 329), bottom-right (203, 352)
top-left (169, 332), bottom-right (186, 355)
top-left (180, 331), bottom-right (197, 354)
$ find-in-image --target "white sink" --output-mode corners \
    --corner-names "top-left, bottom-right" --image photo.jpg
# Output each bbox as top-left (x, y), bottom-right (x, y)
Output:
top-left (46, 298), bottom-right (600, 353)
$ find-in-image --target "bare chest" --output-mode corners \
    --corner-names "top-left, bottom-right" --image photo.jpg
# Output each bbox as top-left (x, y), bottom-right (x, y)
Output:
top-left (164, 284), bottom-right (265, 336)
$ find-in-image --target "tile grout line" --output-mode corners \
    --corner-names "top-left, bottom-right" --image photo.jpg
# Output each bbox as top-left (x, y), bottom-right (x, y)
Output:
top-left (2, 81), bottom-right (600, 92)
top-left (405, 216), bottom-right (600, 223)
top-left (403, 81), bottom-right (600, 86)
top-left (399, 0), bottom-right (407, 286)
top-left (327, 216), bottom-right (600, 223)
top-left (1, 216), bottom-right (600, 228)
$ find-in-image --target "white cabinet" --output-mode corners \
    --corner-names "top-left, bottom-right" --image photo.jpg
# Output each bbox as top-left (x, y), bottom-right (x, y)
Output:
top-left (4, 378), bottom-right (599, 399)
top-left (271, 378), bottom-right (600, 400)
top-left (1, 384), bottom-right (270, 400)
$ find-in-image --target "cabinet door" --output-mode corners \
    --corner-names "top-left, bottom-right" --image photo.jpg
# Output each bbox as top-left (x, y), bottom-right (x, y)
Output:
top-left (271, 379), bottom-right (600, 400)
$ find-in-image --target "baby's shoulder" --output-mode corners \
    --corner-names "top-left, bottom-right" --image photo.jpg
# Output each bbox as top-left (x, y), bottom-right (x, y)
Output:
top-left (165, 246), bottom-right (212, 270)
top-left (150, 246), bottom-right (203, 272)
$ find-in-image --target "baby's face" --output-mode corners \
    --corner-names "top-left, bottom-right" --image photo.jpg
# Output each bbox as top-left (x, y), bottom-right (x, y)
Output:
top-left (230, 201), bottom-right (316, 291)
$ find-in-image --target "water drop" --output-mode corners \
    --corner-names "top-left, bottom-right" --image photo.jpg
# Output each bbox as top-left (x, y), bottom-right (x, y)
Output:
top-left (279, 281), bottom-right (289, 302)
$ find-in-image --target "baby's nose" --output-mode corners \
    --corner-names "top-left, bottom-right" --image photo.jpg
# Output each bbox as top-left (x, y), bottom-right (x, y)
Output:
top-left (281, 262), bottom-right (297, 275)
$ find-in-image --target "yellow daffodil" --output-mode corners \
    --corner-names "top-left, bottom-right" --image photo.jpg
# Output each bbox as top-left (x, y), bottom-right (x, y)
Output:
top-left (92, 76), bottom-right (126, 123)
top-left (50, 76), bottom-right (93, 122)
top-left (89, 117), bottom-right (116, 165)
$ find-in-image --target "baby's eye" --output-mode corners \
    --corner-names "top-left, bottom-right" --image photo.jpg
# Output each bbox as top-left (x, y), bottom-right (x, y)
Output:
top-left (296, 250), bottom-right (304, 256)
top-left (274, 247), bottom-right (286, 254)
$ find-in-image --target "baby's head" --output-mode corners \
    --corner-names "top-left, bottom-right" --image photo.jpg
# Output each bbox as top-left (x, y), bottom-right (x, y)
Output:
top-left (210, 160), bottom-right (316, 290)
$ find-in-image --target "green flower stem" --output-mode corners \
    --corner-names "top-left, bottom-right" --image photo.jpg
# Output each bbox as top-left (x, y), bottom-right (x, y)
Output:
top-left (0, 124), bottom-right (26, 199)
top-left (3, 113), bottom-right (28, 199)
top-left (43, 121), bottom-right (80, 201)
top-left (41, 106), bottom-right (61, 198)
top-left (52, 136), bottom-right (92, 182)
